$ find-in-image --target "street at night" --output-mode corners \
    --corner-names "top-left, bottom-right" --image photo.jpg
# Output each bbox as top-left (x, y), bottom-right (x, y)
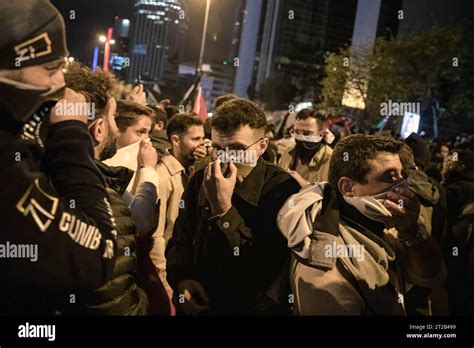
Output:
top-left (0, 0), bottom-right (473, 345)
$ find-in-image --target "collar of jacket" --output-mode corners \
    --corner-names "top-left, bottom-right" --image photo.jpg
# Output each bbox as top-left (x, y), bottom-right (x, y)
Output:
top-left (278, 182), bottom-right (387, 256)
top-left (150, 128), bottom-right (169, 142)
top-left (161, 148), bottom-right (186, 176)
top-left (288, 143), bottom-right (331, 168)
top-left (95, 160), bottom-right (134, 195)
top-left (233, 156), bottom-right (266, 206)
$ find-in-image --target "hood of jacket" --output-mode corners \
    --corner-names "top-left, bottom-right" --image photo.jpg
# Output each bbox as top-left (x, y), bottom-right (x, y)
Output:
top-left (408, 169), bottom-right (439, 206)
top-left (277, 182), bottom-right (396, 291)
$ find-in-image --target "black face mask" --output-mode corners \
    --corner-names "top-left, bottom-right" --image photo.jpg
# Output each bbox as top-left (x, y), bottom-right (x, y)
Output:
top-left (0, 77), bottom-right (66, 125)
top-left (295, 140), bottom-right (323, 165)
top-left (20, 100), bottom-right (58, 148)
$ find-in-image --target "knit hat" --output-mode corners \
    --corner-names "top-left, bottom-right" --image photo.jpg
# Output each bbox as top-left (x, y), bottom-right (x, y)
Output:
top-left (0, 0), bottom-right (68, 69)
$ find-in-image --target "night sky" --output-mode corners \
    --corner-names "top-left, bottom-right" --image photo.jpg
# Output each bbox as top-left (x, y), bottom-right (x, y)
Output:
top-left (50, 0), bottom-right (243, 67)
top-left (51, 0), bottom-right (135, 64)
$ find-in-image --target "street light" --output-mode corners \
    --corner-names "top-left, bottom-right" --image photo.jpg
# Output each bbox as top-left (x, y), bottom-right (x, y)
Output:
top-left (93, 34), bottom-right (106, 72)
top-left (103, 28), bottom-right (113, 72)
top-left (93, 31), bottom-right (114, 72)
top-left (198, 0), bottom-right (211, 73)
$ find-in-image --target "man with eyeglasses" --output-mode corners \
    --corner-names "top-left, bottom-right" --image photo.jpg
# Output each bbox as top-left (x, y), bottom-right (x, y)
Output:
top-left (165, 98), bottom-right (301, 315)
top-left (279, 109), bottom-right (333, 187)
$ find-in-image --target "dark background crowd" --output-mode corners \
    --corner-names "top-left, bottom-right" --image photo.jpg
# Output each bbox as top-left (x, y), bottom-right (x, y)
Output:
top-left (0, 0), bottom-right (473, 318)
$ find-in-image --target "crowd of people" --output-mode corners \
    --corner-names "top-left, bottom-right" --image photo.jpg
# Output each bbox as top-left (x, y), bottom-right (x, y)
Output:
top-left (1, 0), bottom-right (473, 316)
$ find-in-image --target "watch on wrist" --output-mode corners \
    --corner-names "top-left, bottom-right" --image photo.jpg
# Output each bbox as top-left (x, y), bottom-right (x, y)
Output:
top-left (399, 222), bottom-right (428, 247)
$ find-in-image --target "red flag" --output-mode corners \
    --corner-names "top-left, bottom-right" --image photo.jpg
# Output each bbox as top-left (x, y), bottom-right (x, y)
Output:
top-left (193, 85), bottom-right (208, 121)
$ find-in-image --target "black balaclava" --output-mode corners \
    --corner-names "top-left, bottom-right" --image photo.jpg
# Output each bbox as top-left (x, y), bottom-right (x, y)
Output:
top-left (0, 0), bottom-right (69, 129)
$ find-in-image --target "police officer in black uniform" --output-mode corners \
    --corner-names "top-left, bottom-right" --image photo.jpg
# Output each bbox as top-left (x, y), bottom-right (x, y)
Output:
top-left (0, 0), bottom-right (117, 314)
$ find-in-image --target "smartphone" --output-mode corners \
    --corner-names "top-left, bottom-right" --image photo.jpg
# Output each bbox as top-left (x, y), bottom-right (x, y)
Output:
top-left (220, 161), bottom-right (231, 177)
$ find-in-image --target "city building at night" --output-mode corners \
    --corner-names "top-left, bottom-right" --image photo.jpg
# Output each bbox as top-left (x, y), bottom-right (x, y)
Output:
top-left (109, 17), bottom-right (131, 80)
top-left (0, 0), bottom-right (473, 343)
top-left (234, 0), bottom-right (359, 102)
top-left (127, 0), bottom-right (187, 85)
top-left (235, 0), bottom-right (401, 104)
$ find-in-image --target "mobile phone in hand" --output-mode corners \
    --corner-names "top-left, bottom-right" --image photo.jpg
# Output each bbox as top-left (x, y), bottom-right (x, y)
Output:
top-left (220, 161), bottom-right (231, 177)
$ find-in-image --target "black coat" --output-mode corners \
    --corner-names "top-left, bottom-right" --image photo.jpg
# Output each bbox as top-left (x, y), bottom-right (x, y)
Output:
top-left (446, 177), bottom-right (474, 228)
top-left (0, 120), bottom-right (118, 315)
top-left (60, 162), bottom-right (148, 315)
top-left (166, 158), bottom-right (301, 314)
top-left (444, 173), bottom-right (474, 315)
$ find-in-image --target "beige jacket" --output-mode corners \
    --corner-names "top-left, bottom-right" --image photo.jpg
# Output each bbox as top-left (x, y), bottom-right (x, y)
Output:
top-left (277, 182), bottom-right (446, 315)
top-left (278, 142), bottom-right (333, 183)
top-left (149, 154), bottom-right (188, 297)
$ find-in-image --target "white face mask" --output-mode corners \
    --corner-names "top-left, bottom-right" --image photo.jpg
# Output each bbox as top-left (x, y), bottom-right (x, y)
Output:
top-left (343, 179), bottom-right (409, 224)
top-left (294, 133), bottom-right (322, 143)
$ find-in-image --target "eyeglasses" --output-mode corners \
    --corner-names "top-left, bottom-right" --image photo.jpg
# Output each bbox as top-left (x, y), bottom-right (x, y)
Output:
top-left (212, 137), bottom-right (264, 152)
top-left (290, 129), bottom-right (318, 137)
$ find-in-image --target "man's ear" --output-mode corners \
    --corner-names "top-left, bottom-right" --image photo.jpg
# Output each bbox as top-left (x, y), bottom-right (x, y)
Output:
top-left (171, 134), bottom-right (180, 146)
top-left (338, 177), bottom-right (355, 197)
top-left (89, 118), bottom-right (106, 145)
top-left (259, 137), bottom-right (269, 156)
top-left (155, 121), bottom-right (164, 131)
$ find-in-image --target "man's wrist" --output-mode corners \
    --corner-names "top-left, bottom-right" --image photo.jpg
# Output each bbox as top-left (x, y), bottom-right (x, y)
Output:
top-left (211, 202), bottom-right (232, 216)
top-left (399, 222), bottom-right (428, 247)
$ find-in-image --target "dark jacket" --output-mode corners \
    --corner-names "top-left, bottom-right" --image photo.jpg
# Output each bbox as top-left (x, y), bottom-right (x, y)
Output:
top-left (61, 162), bottom-right (148, 315)
top-left (166, 158), bottom-right (301, 314)
top-left (445, 173), bottom-right (474, 228)
top-left (0, 120), bottom-right (117, 315)
top-left (444, 172), bottom-right (474, 315)
top-left (408, 169), bottom-right (447, 243)
top-left (405, 169), bottom-right (447, 315)
top-left (150, 129), bottom-right (171, 157)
